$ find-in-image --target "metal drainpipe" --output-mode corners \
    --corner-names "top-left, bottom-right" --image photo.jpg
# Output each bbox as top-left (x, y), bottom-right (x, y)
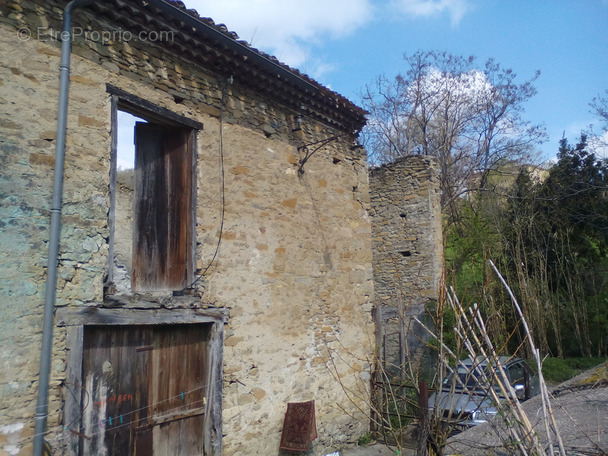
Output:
top-left (33, 1), bottom-right (95, 455)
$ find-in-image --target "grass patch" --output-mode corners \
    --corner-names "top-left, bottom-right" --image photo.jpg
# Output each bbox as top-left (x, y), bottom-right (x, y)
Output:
top-left (357, 432), bottom-right (373, 446)
top-left (541, 357), bottom-right (608, 384)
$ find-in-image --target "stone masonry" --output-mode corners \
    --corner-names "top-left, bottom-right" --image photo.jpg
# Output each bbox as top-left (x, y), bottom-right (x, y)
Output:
top-left (369, 156), bottom-right (443, 377)
top-left (0, 1), bottom-right (375, 454)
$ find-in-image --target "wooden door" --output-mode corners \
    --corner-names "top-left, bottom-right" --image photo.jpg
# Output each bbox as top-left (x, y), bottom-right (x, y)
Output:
top-left (81, 324), bottom-right (210, 455)
top-left (133, 122), bottom-right (193, 292)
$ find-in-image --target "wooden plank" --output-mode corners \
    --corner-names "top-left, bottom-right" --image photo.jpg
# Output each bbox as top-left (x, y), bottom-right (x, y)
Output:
top-left (106, 84), bottom-right (205, 130)
top-left (65, 313), bottom-right (225, 455)
top-left (189, 133), bottom-right (198, 286)
top-left (104, 327), bottom-right (133, 453)
top-left (133, 122), bottom-right (169, 291)
top-left (63, 326), bottom-right (84, 456)
top-left (148, 324), bottom-right (210, 455)
top-left (135, 407), bottom-right (205, 429)
top-left (81, 326), bottom-right (141, 455)
top-left (165, 129), bottom-right (192, 290)
top-left (133, 123), bottom-right (192, 292)
top-left (56, 307), bottom-right (227, 327)
top-left (134, 328), bottom-right (153, 454)
top-left (82, 327), bottom-right (109, 455)
top-left (107, 96), bottom-right (118, 286)
top-left (206, 321), bottom-right (224, 455)
top-left (104, 294), bottom-right (204, 308)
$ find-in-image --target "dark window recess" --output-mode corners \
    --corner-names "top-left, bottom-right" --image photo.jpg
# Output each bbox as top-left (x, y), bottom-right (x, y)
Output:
top-left (399, 251), bottom-right (412, 257)
top-left (133, 122), bottom-right (193, 291)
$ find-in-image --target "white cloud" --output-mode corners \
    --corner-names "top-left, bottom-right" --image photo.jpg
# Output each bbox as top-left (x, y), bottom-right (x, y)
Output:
top-left (390, 0), bottom-right (470, 26)
top-left (183, 0), bottom-right (373, 78)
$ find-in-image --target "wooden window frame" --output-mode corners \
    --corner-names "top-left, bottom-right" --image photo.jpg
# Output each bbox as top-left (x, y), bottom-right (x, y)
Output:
top-left (107, 85), bottom-right (203, 294)
top-left (57, 306), bottom-right (226, 456)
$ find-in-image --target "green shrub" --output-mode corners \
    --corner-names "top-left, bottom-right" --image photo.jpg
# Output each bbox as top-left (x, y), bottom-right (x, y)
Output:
top-left (357, 432), bottom-right (373, 446)
top-left (541, 357), bottom-right (608, 383)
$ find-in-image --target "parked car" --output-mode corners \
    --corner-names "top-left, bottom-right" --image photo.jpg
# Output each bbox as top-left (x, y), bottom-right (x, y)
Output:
top-left (428, 356), bottom-right (540, 430)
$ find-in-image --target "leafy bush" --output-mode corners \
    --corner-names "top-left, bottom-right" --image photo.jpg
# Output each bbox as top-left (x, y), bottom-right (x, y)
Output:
top-left (357, 432), bottom-right (373, 446)
top-left (541, 357), bottom-right (608, 384)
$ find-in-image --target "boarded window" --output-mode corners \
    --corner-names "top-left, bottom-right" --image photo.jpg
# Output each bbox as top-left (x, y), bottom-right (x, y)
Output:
top-left (108, 88), bottom-right (203, 295)
top-left (81, 324), bottom-right (211, 455)
top-left (131, 123), bottom-right (193, 291)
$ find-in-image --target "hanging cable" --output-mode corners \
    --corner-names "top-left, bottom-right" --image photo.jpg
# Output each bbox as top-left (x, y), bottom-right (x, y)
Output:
top-left (11, 378), bottom-right (220, 448)
top-left (182, 77), bottom-right (231, 293)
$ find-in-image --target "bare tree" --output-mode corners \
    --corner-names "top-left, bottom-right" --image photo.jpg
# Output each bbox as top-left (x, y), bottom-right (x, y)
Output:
top-left (591, 90), bottom-right (608, 127)
top-left (589, 90), bottom-right (608, 152)
top-left (361, 51), bottom-right (546, 220)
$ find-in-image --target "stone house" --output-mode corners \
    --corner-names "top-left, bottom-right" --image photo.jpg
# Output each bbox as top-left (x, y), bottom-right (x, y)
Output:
top-left (0, 0), bottom-right (377, 454)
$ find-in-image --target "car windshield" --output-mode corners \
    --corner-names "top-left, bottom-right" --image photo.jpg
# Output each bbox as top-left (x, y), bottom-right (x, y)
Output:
top-left (444, 363), bottom-right (497, 391)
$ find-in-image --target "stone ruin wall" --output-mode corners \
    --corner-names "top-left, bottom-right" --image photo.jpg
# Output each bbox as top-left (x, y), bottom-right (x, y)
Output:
top-left (370, 156), bottom-right (443, 378)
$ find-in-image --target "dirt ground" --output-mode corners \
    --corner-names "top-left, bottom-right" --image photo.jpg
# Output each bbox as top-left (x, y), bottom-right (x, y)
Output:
top-left (333, 362), bottom-right (608, 456)
top-left (339, 442), bottom-right (414, 456)
top-left (445, 361), bottom-right (608, 455)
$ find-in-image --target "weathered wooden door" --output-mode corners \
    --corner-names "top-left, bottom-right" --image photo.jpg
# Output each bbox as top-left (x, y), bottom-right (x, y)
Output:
top-left (81, 324), bottom-right (210, 455)
top-left (132, 122), bottom-right (193, 292)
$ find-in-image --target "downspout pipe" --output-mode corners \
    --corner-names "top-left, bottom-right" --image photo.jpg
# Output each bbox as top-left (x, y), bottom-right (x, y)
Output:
top-left (33, 1), bottom-right (95, 455)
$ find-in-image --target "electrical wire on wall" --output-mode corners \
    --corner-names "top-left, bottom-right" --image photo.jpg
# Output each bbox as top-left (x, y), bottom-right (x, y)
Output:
top-left (11, 380), bottom-right (217, 450)
top-left (180, 77), bottom-right (231, 294)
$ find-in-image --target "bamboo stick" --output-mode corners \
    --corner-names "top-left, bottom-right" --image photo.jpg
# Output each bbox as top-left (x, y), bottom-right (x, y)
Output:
top-left (448, 289), bottom-right (536, 454)
top-left (490, 259), bottom-right (567, 456)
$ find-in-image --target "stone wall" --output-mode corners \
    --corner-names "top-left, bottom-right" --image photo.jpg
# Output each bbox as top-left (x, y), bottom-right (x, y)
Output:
top-left (0, 1), bottom-right (375, 454)
top-left (369, 156), bottom-right (443, 377)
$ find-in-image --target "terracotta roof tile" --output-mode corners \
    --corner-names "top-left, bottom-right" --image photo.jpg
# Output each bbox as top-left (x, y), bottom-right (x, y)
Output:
top-left (160, 0), bottom-right (367, 128)
top-left (88, 0), bottom-right (367, 132)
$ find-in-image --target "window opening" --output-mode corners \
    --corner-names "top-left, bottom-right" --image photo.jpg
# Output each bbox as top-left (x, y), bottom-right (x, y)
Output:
top-left (113, 112), bottom-right (143, 293)
top-left (112, 107), bottom-right (194, 294)
top-left (117, 111), bottom-right (138, 171)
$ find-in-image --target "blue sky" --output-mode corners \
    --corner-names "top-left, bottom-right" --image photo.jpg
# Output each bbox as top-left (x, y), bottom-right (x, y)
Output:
top-left (180, 0), bottom-right (608, 162)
